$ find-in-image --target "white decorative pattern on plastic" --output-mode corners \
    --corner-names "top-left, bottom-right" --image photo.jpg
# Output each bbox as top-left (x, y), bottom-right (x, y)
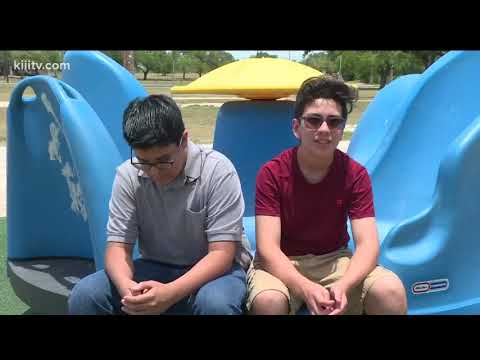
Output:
top-left (41, 92), bottom-right (88, 221)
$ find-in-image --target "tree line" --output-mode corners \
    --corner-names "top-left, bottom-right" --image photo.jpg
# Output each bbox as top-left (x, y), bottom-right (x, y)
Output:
top-left (0, 50), bottom-right (448, 87)
top-left (302, 51), bottom-right (447, 88)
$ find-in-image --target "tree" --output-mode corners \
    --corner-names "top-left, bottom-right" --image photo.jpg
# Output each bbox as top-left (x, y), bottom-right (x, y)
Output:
top-left (43, 50), bottom-right (64, 77)
top-left (176, 52), bottom-right (194, 80)
top-left (102, 51), bottom-right (123, 64)
top-left (250, 51), bottom-right (278, 58)
top-left (170, 51), bottom-right (181, 78)
top-left (157, 51), bottom-right (172, 76)
top-left (302, 52), bottom-right (336, 73)
top-left (135, 51), bottom-right (161, 80)
top-left (205, 51), bottom-right (234, 68)
top-left (0, 51), bottom-right (12, 82)
top-left (186, 51), bottom-right (211, 77)
top-left (407, 51), bottom-right (447, 70)
top-left (322, 51), bottom-right (426, 87)
top-left (10, 51), bottom-right (45, 76)
top-left (368, 51), bottom-right (424, 88)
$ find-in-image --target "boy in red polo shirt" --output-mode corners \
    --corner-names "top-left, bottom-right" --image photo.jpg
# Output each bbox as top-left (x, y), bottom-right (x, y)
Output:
top-left (246, 76), bottom-right (407, 315)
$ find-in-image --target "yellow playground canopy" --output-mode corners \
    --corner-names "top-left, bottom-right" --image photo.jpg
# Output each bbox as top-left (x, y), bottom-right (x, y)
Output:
top-left (171, 57), bottom-right (324, 100)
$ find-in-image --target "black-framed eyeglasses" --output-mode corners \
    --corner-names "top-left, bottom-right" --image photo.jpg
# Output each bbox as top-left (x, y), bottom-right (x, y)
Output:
top-left (130, 138), bottom-right (184, 172)
top-left (299, 114), bottom-right (346, 131)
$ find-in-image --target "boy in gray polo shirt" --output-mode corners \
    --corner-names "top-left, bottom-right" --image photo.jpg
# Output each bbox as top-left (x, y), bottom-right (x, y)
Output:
top-left (68, 95), bottom-right (251, 315)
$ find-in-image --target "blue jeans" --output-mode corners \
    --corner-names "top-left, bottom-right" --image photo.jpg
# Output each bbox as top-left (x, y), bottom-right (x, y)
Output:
top-left (68, 259), bottom-right (247, 315)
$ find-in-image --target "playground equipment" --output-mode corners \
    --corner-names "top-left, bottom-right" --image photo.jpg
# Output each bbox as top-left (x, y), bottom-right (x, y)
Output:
top-left (7, 50), bottom-right (480, 314)
top-left (348, 51), bottom-right (480, 314)
top-left (7, 51), bottom-right (147, 313)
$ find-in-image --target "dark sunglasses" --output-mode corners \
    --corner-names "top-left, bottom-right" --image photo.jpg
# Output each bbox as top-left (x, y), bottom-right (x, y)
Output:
top-left (299, 114), bottom-right (346, 131)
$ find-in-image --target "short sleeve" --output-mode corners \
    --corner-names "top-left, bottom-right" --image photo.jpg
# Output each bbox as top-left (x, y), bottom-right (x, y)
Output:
top-left (348, 167), bottom-right (375, 220)
top-left (255, 164), bottom-right (281, 217)
top-left (106, 168), bottom-right (138, 244)
top-left (205, 163), bottom-right (245, 243)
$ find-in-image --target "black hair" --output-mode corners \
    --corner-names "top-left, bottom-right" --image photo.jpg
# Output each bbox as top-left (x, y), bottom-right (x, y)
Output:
top-left (122, 94), bottom-right (185, 148)
top-left (294, 76), bottom-right (357, 120)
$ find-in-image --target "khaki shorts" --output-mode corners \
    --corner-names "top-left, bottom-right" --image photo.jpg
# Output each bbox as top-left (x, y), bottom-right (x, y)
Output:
top-left (246, 248), bottom-right (399, 315)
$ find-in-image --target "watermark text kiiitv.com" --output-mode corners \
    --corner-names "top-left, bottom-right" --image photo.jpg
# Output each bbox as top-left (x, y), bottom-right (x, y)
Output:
top-left (13, 59), bottom-right (71, 72)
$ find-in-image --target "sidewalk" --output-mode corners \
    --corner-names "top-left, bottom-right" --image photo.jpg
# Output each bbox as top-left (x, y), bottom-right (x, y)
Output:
top-left (0, 141), bottom-right (350, 218)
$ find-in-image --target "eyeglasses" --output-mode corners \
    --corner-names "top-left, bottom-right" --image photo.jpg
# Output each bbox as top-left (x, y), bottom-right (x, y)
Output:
top-left (130, 138), bottom-right (184, 172)
top-left (299, 114), bottom-right (346, 131)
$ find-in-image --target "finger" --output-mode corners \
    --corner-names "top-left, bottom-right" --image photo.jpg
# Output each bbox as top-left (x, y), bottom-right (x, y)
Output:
top-left (320, 299), bottom-right (335, 307)
top-left (139, 281), bottom-right (158, 288)
top-left (328, 308), bottom-right (342, 315)
top-left (333, 290), bottom-right (342, 303)
top-left (121, 306), bottom-right (152, 315)
top-left (130, 281), bottom-right (154, 292)
top-left (121, 301), bottom-right (151, 313)
top-left (307, 300), bottom-right (321, 315)
top-left (340, 295), bottom-right (348, 311)
top-left (327, 287), bottom-right (338, 303)
top-left (123, 292), bottom-right (153, 305)
top-left (318, 305), bottom-right (334, 315)
top-left (129, 288), bottom-right (143, 296)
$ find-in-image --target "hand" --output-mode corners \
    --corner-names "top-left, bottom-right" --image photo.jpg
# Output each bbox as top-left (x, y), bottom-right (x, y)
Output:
top-left (327, 281), bottom-right (348, 315)
top-left (118, 280), bottom-right (140, 299)
top-left (300, 281), bottom-right (336, 315)
top-left (121, 281), bottom-right (179, 315)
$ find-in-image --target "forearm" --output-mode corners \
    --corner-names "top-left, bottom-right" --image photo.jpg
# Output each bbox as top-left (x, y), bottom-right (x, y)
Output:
top-left (339, 242), bottom-right (378, 291)
top-left (168, 246), bottom-right (235, 300)
top-left (104, 244), bottom-right (136, 296)
top-left (258, 249), bottom-right (311, 299)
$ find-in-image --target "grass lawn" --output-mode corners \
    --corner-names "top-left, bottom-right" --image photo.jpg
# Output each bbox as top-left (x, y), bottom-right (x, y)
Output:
top-left (0, 96), bottom-right (372, 146)
top-left (0, 218), bottom-right (31, 315)
top-left (0, 81), bottom-right (375, 145)
top-left (349, 100), bottom-right (370, 126)
top-left (181, 105), bottom-right (219, 144)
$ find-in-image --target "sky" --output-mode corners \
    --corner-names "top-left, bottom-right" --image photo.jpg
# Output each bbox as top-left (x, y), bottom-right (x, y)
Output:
top-left (227, 50), bottom-right (306, 61)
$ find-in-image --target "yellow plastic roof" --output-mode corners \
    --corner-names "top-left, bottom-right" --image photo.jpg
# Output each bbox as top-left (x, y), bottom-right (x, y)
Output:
top-left (171, 58), bottom-right (323, 100)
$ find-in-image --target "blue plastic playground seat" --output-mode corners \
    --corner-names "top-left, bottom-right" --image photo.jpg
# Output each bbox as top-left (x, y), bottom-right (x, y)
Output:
top-left (348, 51), bottom-right (480, 314)
top-left (7, 52), bottom-right (146, 313)
top-left (212, 100), bottom-right (298, 251)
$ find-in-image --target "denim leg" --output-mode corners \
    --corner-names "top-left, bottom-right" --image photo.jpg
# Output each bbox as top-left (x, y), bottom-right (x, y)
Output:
top-left (69, 260), bottom-right (247, 315)
top-left (190, 263), bottom-right (247, 315)
top-left (68, 269), bottom-right (122, 315)
top-left (68, 259), bottom-right (191, 315)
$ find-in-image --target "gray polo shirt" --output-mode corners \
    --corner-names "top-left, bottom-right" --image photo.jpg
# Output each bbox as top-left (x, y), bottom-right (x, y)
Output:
top-left (106, 140), bottom-right (252, 269)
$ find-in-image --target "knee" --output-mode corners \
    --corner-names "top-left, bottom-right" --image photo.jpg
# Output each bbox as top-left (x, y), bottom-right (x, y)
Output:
top-left (193, 289), bottom-right (244, 315)
top-left (68, 273), bottom-right (112, 315)
top-left (68, 279), bottom-right (93, 314)
top-left (250, 290), bottom-right (289, 315)
top-left (366, 276), bottom-right (408, 315)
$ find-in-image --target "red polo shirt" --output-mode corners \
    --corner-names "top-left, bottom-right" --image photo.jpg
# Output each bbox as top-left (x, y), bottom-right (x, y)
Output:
top-left (255, 147), bottom-right (375, 256)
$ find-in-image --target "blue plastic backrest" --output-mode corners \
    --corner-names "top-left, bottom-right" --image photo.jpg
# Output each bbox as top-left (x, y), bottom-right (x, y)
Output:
top-left (213, 101), bottom-right (298, 217)
top-left (7, 76), bottom-right (122, 269)
top-left (61, 51), bottom-right (148, 161)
